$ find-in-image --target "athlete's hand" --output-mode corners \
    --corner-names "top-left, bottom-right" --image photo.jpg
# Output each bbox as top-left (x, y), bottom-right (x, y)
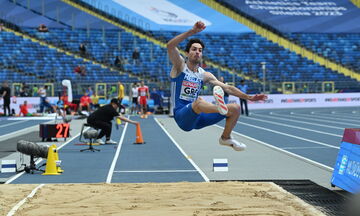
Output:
top-left (248, 94), bottom-right (268, 101)
top-left (191, 21), bottom-right (206, 34)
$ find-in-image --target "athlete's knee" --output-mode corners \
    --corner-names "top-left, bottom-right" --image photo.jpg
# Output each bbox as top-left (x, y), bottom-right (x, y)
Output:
top-left (191, 98), bottom-right (204, 113)
top-left (194, 97), bottom-right (204, 104)
top-left (227, 103), bottom-right (240, 116)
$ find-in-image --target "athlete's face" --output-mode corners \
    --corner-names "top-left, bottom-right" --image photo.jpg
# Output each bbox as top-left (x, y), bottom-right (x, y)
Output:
top-left (187, 43), bottom-right (203, 64)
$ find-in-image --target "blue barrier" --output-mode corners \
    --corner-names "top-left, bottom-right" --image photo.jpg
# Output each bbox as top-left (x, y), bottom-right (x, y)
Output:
top-left (332, 128), bottom-right (360, 193)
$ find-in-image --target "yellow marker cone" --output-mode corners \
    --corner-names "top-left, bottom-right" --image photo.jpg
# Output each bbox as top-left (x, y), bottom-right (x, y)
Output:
top-left (52, 144), bottom-right (63, 173)
top-left (116, 118), bottom-right (122, 125)
top-left (42, 145), bottom-right (60, 175)
top-left (116, 118), bottom-right (121, 130)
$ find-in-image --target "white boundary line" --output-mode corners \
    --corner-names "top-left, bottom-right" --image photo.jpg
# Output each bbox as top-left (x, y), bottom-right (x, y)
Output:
top-left (282, 146), bottom-right (330, 150)
top-left (0, 120), bottom-right (30, 128)
top-left (294, 112), bottom-right (360, 124)
top-left (106, 122), bottom-right (128, 183)
top-left (114, 170), bottom-right (198, 173)
top-left (311, 112), bottom-right (360, 121)
top-left (154, 118), bottom-right (209, 182)
top-left (6, 184), bottom-right (45, 216)
top-left (274, 113), bottom-right (359, 127)
top-left (248, 117), bottom-right (342, 137)
top-left (252, 113), bottom-right (344, 130)
top-left (237, 121), bottom-right (339, 149)
top-left (0, 125), bottom-right (38, 142)
top-left (0, 119), bottom-right (56, 141)
top-left (5, 128), bottom-right (86, 184)
top-left (214, 124), bottom-right (334, 172)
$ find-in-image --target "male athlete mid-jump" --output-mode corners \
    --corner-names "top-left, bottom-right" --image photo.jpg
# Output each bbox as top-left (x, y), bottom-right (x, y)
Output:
top-left (167, 21), bottom-right (267, 151)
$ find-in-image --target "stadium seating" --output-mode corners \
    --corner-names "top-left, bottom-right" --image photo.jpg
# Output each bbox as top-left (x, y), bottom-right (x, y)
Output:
top-left (285, 33), bottom-right (360, 72)
top-left (17, 26), bottom-right (360, 93)
top-left (0, 31), bottom-right (138, 86)
top-left (2, 0), bottom-right (359, 93)
top-left (151, 31), bottom-right (358, 84)
top-left (22, 27), bottom-right (262, 92)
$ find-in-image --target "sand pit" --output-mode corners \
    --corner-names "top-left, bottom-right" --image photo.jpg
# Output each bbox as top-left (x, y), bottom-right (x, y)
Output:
top-left (0, 181), bottom-right (325, 216)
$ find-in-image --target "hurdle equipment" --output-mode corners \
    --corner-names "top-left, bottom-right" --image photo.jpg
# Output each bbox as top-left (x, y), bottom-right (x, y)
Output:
top-left (1, 160), bottom-right (16, 173)
top-left (213, 86), bottom-right (228, 115)
top-left (43, 145), bottom-right (61, 175)
top-left (134, 123), bottom-right (145, 144)
top-left (213, 159), bottom-right (228, 172)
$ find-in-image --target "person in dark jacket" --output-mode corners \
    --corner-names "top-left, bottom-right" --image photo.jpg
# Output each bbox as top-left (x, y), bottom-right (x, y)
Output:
top-left (87, 98), bottom-right (138, 144)
top-left (0, 81), bottom-right (11, 116)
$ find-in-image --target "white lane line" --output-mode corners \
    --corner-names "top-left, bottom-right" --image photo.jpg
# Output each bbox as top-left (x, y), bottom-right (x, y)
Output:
top-left (0, 119), bottom-right (56, 141)
top-left (271, 113), bottom-right (359, 127)
top-left (300, 111), bottom-right (359, 117)
top-left (154, 118), bottom-right (209, 182)
top-left (236, 121), bottom-right (339, 149)
top-left (6, 117), bottom-right (56, 120)
top-left (0, 120), bottom-right (30, 128)
top-left (5, 127), bottom-right (86, 184)
top-left (295, 112), bottom-right (360, 123)
top-left (282, 146), bottom-right (330, 150)
top-left (114, 170), bottom-right (198, 173)
top-left (6, 184), bottom-right (45, 216)
top-left (214, 125), bottom-right (334, 171)
top-left (106, 121), bottom-right (128, 184)
top-left (252, 113), bottom-right (344, 130)
top-left (245, 117), bottom-right (342, 137)
top-left (292, 113), bottom-right (360, 126)
top-left (0, 125), bottom-right (38, 141)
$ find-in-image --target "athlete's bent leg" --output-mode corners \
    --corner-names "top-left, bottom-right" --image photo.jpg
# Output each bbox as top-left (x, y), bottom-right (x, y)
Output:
top-left (220, 103), bottom-right (246, 151)
top-left (191, 97), bottom-right (240, 134)
top-left (222, 103), bottom-right (240, 139)
top-left (191, 97), bottom-right (219, 114)
top-left (190, 97), bottom-right (245, 151)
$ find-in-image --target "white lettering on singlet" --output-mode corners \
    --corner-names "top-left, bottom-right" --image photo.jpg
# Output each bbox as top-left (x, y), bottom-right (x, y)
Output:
top-left (180, 71), bottom-right (202, 102)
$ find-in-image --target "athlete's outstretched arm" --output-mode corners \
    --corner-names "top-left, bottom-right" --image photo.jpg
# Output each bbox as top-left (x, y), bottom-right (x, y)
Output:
top-left (204, 72), bottom-right (267, 101)
top-left (167, 21), bottom-right (206, 78)
top-left (117, 115), bottom-right (138, 125)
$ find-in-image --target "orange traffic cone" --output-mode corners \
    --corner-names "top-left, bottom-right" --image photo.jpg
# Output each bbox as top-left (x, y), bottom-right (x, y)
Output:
top-left (134, 123), bottom-right (145, 144)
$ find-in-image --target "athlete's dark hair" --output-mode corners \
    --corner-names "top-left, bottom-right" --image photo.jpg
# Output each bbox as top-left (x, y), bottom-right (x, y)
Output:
top-left (185, 38), bottom-right (205, 52)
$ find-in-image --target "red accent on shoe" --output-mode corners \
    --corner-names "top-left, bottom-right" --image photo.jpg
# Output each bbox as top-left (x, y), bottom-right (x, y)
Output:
top-left (218, 99), bottom-right (225, 105)
top-left (214, 93), bottom-right (223, 99)
top-left (220, 104), bottom-right (228, 110)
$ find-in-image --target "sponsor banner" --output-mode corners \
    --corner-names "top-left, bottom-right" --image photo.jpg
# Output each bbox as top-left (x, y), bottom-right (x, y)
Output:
top-left (112, 0), bottom-right (211, 26)
top-left (0, 97), bottom-right (58, 115)
top-left (332, 128), bottom-right (360, 193)
top-left (81, 0), bottom-right (251, 32)
top-left (2, 93), bottom-right (360, 114)
top-left (201, 93), bottom-right (360, 109)
top-left (226, 0), bottom-right (360, 32)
